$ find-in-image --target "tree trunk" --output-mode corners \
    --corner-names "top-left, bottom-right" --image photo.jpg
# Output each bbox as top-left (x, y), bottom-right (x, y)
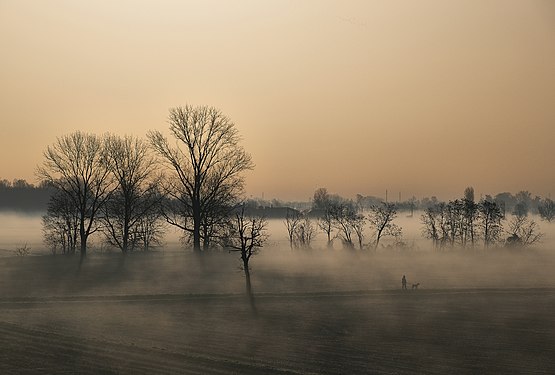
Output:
top-left (80, 220), bottom-right (87, 259)
top-left (326, 231), bottom-right (332, 248)
top-left (243, 258), bottom-right (256, 313)
top-left (374, 231), bottom-right (382, 250)
top-left (80, 236), bottom-right (87, 261)
top-left (202, 225), bottom-right (210, 251)
top-left (192, 200), bottom-right (202, 253)
top-left (122, 225), bottom-right (129, 253)
top-left (122, 209), bottom-right (130, 253)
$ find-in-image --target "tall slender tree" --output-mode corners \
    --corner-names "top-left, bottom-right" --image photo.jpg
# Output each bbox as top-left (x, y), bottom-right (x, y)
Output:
top-left (479, 199), bottom-right (503, 248)
top-left (368, 202), bottom-right (401, 250)
top-left (149, 105), bottom-right (254, 253)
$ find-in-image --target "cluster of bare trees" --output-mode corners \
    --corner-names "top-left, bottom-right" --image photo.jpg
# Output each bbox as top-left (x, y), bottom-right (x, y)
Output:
top-left (284, 209), bottom-right (317, 249)
top-left (284, 188), bottom-right (403, 251)
top-left (37, 105), bottom-right (266, 306)
top-left (538, 198), bottom-right (555, 222)
top-left (38, 105), bottom-right (260, 261)
top-left (421, 187), bottom-right (543, 249)
top-left (38, 133), bottom-right (165, 257)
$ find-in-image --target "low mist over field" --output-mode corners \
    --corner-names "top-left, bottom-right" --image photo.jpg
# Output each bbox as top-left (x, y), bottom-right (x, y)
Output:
top-left (1, 250), bottom-right (555, 374)
top-left (1, 204), bottom-right (555, 374)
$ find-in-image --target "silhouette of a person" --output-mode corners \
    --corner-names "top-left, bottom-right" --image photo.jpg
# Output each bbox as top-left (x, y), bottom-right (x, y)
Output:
top-left (402, 275), bottom-right (407, 290)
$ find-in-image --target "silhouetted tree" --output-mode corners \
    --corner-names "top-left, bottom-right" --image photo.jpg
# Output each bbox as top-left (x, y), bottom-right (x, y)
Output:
top-left (224, 204), bottom-right (267, 310)
top-left (313, 187), bottom-right (331, 211)
top-left (42, 189), bottom-right (79, 255)
top-left (102, 135), bottom-right (162, 253)
top-left (199, 187), bottom-right (237, 250)
top-left (478, 199), bottom-right (503, 248)
top-left (368, 202), bottom-right (401, 250)
top-left (352, 213), bottom-right (366, 250)
top-left (330, 201), bottom-right (355, 249)
top-left (421, 204), bottom-right (442, 249)
top-left (131, 209), bottom-right (166, 251)
top-left (513, 191), bottom-right (532, 217)
top-left (313, 188), bottom-right (339, 248)
top-left (149, 105), bottom-right (253, 253)
top-left (295, 215), bottom-right (317, 249)
top-left (37, 132), bottom-right (113, 259)
top-left (284, 208), bottom-right (302, 249)
top-left (462, 187), bottom-right (479, 247)
top-left (538, 198), bottom-right (555, 222)
top-left (506, 214), bottom-right (543, 247)
top-left (318, 207), bottom-right (335, 248)
top-left (448, 200), bottom-right (469, 246)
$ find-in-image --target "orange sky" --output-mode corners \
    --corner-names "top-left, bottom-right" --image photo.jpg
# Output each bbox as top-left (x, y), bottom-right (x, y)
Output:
top-left (1, 0), bottom-right (554, 201)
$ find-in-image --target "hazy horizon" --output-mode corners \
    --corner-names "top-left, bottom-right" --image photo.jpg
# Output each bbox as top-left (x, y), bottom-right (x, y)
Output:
top-left (1, 1), bottom-right (554, 201)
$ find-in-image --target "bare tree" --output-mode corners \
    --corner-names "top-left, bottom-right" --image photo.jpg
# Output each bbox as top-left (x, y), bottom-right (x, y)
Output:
top-left (538, 198), bottom-right (555, 222)
top-left (443, 200), bottom-right (465, 247)
top-left (295, 215), bottom-right (317, 249)
top-left (506, 215), bottom-right (543, 247)
top-left (102, 135), bottom-right (162, 253)
top-left (42, 190), bottom-right (79, 255)
top-left (421, 205), bottom-right (441, 249)
top-left (37, 132), bottom-right (113, 259)
top-left (368, 202), bottom-right (401, 250)
top-left (463, 187), bottom-right (479, 247)
top-left (331, 201), bottom-right (359, 249)
top-left (352, 213), bottom-right (366, 250)
top-left (224, 205), bottom-right (268, 311)
top-left (284, 208), bottom-right (302, 249)
top-left (318, 208), bottom-right (335, 248)
top-left (149, 105), bottom-right (253, 253)
top-left (131, 209), bottom-right (166, 251)
top-left (478, 199), bottom-right (503, 248)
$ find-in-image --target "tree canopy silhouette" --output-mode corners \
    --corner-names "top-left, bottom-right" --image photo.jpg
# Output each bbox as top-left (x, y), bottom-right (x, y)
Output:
top-left (149, 105), bottom-right (254, 252)
top-left (37, 132), bottom-right (113, 259)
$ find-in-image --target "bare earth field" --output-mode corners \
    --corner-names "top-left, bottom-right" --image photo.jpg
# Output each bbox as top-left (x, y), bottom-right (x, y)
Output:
top-left (1, 250), bottom-right (554, 374)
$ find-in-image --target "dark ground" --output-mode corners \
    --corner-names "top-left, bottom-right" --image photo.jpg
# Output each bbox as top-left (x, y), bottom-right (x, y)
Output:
top-left (1, 251), bottom-right (554, 374)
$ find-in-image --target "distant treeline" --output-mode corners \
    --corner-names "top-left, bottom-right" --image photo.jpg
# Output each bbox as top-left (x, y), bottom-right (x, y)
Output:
top-left (0, 178), bottom-right (551, 220)
top-left (244, 189), bottom-right (550, 218)
top-left (0, 179), bottom-right (52, 212)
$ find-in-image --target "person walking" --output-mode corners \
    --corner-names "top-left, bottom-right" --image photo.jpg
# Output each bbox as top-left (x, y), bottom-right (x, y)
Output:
top-left (402, 275), bottom-right (407, 290)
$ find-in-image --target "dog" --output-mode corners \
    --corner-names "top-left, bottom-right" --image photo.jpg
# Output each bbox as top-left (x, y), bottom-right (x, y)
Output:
top-left (412, 283), bottom-right (420, 290)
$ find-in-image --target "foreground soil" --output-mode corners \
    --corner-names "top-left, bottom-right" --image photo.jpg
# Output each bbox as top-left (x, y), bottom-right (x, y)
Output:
top-left (1, 251), bottom-right (554, 374)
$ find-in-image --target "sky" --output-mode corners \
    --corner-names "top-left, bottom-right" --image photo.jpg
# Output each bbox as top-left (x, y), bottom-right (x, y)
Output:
top-left (0, 0), bottom-right (554, 201)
